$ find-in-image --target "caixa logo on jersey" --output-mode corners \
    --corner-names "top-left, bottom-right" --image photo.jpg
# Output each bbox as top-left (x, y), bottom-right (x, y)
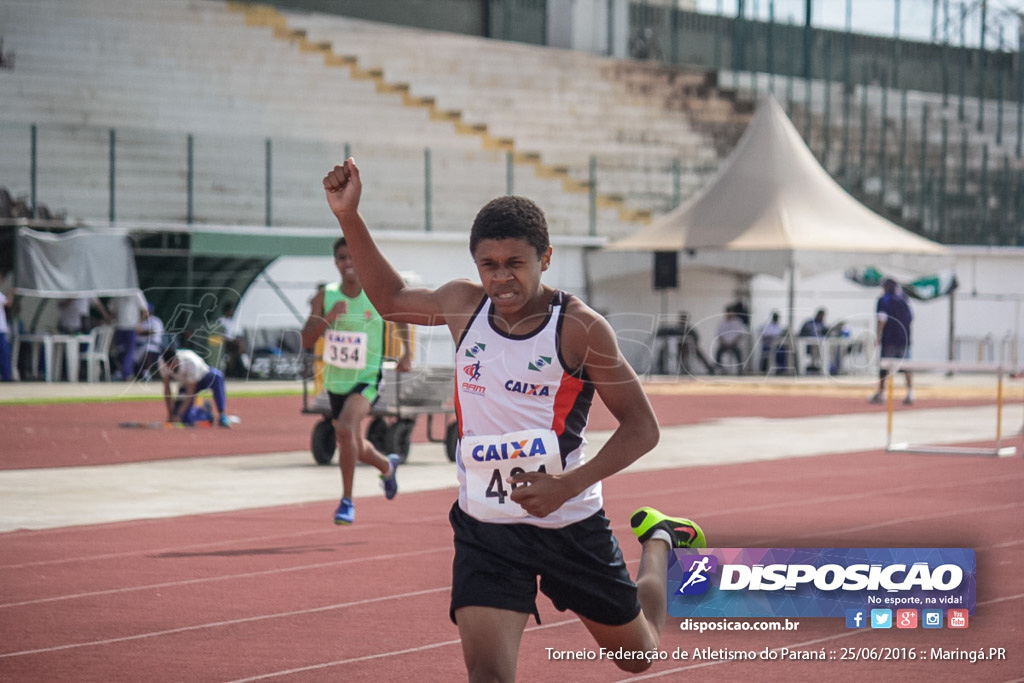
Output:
top-left (470, 436), bottom-right (549, 462)
top-left (667, 548), bottom-right (976, 619)
top-left (504, 379), bottom-right (551, 397)
top-left (327, 333), bottom-right (363, 345)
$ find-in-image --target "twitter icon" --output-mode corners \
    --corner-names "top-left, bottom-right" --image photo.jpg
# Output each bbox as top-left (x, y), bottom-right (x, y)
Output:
top-left (871, 609), bottom-right (893, 629)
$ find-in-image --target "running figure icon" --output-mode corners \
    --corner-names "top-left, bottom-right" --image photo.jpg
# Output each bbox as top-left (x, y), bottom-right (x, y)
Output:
top-left (679, 556), bottom-right (712, 593)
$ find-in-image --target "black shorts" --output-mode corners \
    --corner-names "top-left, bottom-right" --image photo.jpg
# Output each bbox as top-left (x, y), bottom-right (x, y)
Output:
top-left (880, 344), bottom-right (910, 360)
top-left (880, 344), bottom-right (910, 375)
top-left (448, 502), bottom-right (641, 626)
top-left (327, 384), bottom-right (375, 419)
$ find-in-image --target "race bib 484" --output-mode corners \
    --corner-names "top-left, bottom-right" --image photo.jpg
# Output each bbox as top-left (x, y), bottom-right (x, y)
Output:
top-left (461, 429), bottom-right (562, 521)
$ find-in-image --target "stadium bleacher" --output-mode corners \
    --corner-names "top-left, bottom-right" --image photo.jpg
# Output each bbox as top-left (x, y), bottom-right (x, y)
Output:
top-left (2, 0), bottom-right (1016, 242)
top-left (0, 0), bottom-right (735, 237)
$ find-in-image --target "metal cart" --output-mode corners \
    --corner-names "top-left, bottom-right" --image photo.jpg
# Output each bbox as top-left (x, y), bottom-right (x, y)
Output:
top-left (302, 362), bottom-right (458, 466)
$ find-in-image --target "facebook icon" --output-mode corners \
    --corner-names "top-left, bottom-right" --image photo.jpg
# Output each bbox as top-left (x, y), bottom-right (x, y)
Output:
top-left (845, 609), bottom-right (867, 629)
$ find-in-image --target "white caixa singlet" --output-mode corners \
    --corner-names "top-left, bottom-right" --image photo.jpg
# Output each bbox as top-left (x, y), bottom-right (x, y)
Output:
top-left (454, 291), bottom-right (601, 528)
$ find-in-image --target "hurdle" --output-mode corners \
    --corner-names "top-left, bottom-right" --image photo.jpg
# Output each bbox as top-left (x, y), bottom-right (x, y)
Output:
top-left (882, 359), bottom-right (1023, 457)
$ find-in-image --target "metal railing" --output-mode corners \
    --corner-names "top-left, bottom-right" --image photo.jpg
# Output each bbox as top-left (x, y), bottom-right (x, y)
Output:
top-left (2, 112), bottom-right (1018, 245)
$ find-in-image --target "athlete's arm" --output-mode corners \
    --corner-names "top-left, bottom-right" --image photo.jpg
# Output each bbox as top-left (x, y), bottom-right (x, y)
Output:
top-left (509, 301), bottom-right (659, 517)
top-left (875, 301), bottom-right (886, 346)
top-left (324, 159), bottom-right (465, 327)
top-left (301, 287), bottom-right (351, 348)
top-left (178, 381), bottom-right (198, 423)
top-left (395, 322), bottom-right (414, 372)
top-left (162, 373), bottom-right (176, 421)
top-left (300, 288), bottom-right (329, 351)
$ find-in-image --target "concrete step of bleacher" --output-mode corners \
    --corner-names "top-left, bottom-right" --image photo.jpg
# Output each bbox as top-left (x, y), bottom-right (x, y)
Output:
top-left (1, 0), bottom-right (735, 235)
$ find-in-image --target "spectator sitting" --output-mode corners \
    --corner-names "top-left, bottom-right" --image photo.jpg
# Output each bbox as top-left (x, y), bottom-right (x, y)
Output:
top-left (655, 311), bottom-right (715, 376)
top-left (798, 309), bottom-right (828, 374)
top-left (825, 319), bottom-right (853, 375)
top-left (676, 312), bottom-right (715, 376)
top-left (757, 311), bottom-right (786, 374)
top-left (57, 297), bottom-right (109, 335)
top-left (715, 305), bottom-right (748, 374)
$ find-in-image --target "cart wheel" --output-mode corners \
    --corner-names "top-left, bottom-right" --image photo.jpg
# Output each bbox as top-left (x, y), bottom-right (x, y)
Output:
top-left (311, 418), bottom-right (336, 466)
top-left (445, 421), bottom-right (458, 462)
top-left (385, 418), bottom-right (415, 464)
top-left (366, 417), bottom-right (388, 454)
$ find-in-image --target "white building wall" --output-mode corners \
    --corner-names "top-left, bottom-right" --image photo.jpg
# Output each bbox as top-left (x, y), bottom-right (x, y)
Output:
top-left (239, 240), bottom-right (1024, 373)
top-left (237, 233), bottom-right (594, 368)
top-left (547, 0), bottom-right (627, 56)
top-left (587, 246), bottom-right (1024, 374)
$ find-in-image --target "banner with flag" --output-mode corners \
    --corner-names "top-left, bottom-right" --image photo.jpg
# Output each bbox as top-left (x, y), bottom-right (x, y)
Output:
top-left (845, 267), bottom-right (958, 301)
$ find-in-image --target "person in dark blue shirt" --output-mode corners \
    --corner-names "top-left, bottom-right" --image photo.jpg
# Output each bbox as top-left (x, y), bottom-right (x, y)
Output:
top-left (870, 278), bottom-right (914, 405)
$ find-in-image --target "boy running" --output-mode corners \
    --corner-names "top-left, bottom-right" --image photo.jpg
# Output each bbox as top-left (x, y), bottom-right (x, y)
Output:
top-left (301, 237), bottom-right (413, 524)
top-left (323, 159), bottom-right (705, 680)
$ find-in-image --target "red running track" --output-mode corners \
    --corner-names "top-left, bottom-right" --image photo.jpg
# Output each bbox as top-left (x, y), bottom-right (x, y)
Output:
top-left (1, 393), bottom-right (1022, 681)
top-left (0, 392), bottom-right (995, 469)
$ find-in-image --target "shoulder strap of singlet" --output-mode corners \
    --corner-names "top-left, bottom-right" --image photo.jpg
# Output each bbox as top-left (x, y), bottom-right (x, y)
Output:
top-left (551, 290), bottom-right (588, 379)
top-left (454, 294), bottom-right (490, 351)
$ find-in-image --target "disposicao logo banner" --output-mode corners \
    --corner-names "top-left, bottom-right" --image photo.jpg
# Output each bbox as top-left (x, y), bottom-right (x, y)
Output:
top-left (667, 548), bottom-right (976, 618)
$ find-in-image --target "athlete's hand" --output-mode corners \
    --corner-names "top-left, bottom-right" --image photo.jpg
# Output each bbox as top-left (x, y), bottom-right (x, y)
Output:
top-left (507, 471), bottom-right (573, 518)
top-left (327, 301), bottom-right (348, 320)
top-left (323, 158), bottom-right (362, 218)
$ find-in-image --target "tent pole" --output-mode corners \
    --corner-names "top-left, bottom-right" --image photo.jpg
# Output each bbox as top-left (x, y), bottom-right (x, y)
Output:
top-left (787, 260), bottom-right (797, 337)
top-left (947, 288), bottom-right (956, 372)
top-left (258, 271), bottom-right (306, 326)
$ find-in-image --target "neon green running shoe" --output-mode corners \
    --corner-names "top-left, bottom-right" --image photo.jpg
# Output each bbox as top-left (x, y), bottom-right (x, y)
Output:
top-left (630, 507), bottom-right (706, 548)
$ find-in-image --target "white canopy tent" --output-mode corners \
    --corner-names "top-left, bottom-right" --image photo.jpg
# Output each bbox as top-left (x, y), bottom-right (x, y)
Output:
top-left (14, 227), bottom-right (141, 299)
top-left (10, 227), bottom-right (143, 381)
top-left (608, 94), bottom-right (950, 334)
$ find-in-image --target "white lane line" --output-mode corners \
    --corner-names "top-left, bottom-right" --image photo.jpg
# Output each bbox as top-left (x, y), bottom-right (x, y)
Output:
top-left (0, 586), bottom-right (450, 659)
top-left (4, 483), bottom-right (1019, 608)
top-left (4, 500), bottom-right (1019, 662)
top-left (0, 509), bottom-right (452, 570)
top-left (221, 618), bottom-right (580, 683)
top-left (0, 545), bottom-right (451, 609)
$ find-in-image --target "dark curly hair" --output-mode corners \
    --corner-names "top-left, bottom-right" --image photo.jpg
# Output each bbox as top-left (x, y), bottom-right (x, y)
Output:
top-left (469, 196), bottom-right (550, 258)
top-left (160, 342), bottom-right (178, 365)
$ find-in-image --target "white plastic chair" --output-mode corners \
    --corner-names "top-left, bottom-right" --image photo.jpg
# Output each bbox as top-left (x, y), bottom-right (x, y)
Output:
top-left (81, 325), bottom-right (114, 382)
